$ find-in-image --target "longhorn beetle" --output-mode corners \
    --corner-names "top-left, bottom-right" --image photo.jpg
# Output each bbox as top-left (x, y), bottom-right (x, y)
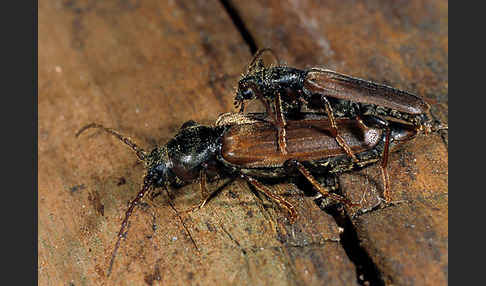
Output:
top-left (235, 49), bottom-right (443, 164)
top-left (76, 112), bottom-right (428, 276)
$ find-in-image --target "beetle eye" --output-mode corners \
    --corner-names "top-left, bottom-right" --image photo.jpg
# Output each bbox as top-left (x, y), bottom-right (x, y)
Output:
top-left (242, 87), bottom-right (255, 99)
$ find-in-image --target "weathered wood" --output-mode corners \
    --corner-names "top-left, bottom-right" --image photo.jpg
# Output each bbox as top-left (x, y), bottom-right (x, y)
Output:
top-left (37, 1), bottom-right (368, 285)
top-left (231, 0), bottom-right (448, 284)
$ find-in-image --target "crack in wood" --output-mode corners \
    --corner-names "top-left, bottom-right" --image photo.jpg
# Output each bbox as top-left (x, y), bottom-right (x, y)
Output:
top-left (219, 0), bottom-right (258, 54)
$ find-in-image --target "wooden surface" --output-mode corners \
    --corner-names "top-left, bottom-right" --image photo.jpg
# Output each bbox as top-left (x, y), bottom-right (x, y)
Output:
top-left (38, 0), bottom-right (448, 285)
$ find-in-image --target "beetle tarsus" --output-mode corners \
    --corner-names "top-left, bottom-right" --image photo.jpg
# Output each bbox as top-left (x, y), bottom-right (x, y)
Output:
top-left (284, 159), bottom-right (359, 208)
top-left (241, 173), bottom-right (298, 223)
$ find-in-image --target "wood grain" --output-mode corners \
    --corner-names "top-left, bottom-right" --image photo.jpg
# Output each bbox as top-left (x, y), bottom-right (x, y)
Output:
top-left (39, 0), bottom-right (447, 285)
top-left (37, 1), bottom-right (373, 285)
top-left (231, 0), bottom-right (448, 285)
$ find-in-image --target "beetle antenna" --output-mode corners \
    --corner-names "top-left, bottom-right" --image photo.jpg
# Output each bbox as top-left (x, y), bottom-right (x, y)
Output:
top-left (107, 177), bottom-right (153, 276)
top-left (76, 123), bottom-right (147, 161)
top-left (246, 48), bottom-right (280, 74)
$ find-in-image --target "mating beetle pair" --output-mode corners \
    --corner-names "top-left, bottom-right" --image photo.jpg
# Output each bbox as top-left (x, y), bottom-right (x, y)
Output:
top-left (236, 49), bottom-right (436, 156)
top-left (76, 49), bottom-right (446, 275)
top-left (235, 48), bottom-right (445, 198)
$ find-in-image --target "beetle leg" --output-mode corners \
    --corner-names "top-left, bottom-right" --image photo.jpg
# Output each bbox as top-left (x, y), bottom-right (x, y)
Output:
top-left (357, 115), bottom-right (392, 203)
top-left (312, 175), bottom-right (345, 210)
top-left (182, 169), bottom-right (212, 213)
top-left (274, 92), bottom-right (288, 154)
top-left (240, 174), bottom-right (298, 223)
top-left (380, 127), bottom-right (391, 203)
top-left (258, 97), bottom-right (279, 128)
top-left (198, 168), bottom-right (209, 208)
top-left (319, 96), bottom-right (359, 163)
top-left (259, 97), bottom-right (275, 119)
top-left (355, 116), bottom-right (370, 131)
top-left (254, 91), bottom-right (288, 154)
top-left (284, 159), bottom-right (359, 208)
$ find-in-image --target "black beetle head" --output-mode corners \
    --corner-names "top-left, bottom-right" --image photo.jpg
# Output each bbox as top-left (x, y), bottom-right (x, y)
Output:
top-left (146, 146), bottom-right (176, 188)
top-left (235, 77), bottom-right (260, 108)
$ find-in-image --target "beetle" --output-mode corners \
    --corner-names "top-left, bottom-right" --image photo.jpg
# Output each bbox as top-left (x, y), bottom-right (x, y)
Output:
top-left (235, 49), bottom-right (440, 159)
top-left (76, 112), bottom-right (420, 276)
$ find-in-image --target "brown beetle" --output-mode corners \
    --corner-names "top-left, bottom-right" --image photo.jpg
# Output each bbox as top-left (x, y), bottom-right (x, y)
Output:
top-left (235, 49), bottom-right (443, 160)
top-left (76, 112), bottom-right (421, 275)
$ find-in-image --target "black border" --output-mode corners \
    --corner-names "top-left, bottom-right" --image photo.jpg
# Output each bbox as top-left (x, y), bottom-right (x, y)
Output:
top-left (449, 3), bottom-right (481, 284)
top-left (35, 0), bottom-right (39, 283)
top-left (4, 1), bottom-right (37, 284)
